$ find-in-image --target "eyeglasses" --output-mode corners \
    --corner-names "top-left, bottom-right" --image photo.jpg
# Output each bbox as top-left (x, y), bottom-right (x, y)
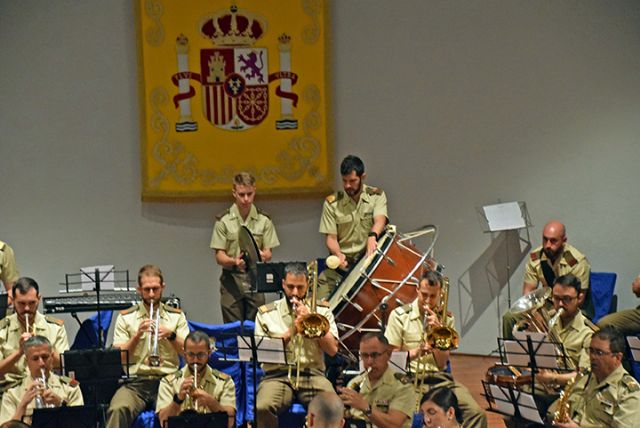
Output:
top-left (552, 295), bottom-right (578, 305)
top-left (359, 351), bottom-right (385, 360)
top-left (185, 352), bottom-right (209, 359)
top-left (588, 347), bottom-right (614, 357)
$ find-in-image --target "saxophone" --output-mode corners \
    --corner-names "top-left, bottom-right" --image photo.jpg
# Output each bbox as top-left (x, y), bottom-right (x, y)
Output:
top-left (552, 369), bottom-right (586, 424)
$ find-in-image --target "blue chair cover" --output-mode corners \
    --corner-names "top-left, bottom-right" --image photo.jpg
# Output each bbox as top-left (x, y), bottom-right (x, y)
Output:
top-left (189, 320), bottom-right (247, 427)
top-left (70, 310), bottom-right (114, 349)
top-left (132, 410), bottom-right (160, 428)
top-left (589, 272), bottom-right (617, 324)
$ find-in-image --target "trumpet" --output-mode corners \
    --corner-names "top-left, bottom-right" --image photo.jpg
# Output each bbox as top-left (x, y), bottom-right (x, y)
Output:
top-left (182, 363), bottom-right (204, 414)
top-left (147, 301), bottom-right (161, 367)
top-left (25, 313), bottom-right (35, 335)
top-left (34, 368), bottom-right (54, 409)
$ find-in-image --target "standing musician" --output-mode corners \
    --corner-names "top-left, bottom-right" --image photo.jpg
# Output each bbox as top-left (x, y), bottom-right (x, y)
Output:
top-left (548, 326), bottom-right (640, 427)
top-left (317, 155), bottom-right (388, 300)
top-left (384, 271), bottom-right (487, 428)
top-left (254, 262), bottom-right (338, 428)
top-left (106, 264), bottom-right (190, 428)
top-left (210, 171), bottom-right (280, 323)
top-left (0, 278), bottom-right (69, 394)
top-left (0, 240), bottom-right (19, 301)
top-left (536, 274), bottom-right (598, 389)
top-left (0, 336), bottom-right (83, 425)
top-left (503, 221), bottom-right (592, 339)
top-left (338, 332), bottom-right (415, 428)
top-left (156, 331), bottom-right (236, 428)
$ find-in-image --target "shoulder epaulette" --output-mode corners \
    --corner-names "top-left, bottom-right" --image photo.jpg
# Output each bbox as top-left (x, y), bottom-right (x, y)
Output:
top-left (0, 317), bottom-right (10, 330)
top-left (215, 209), bottom-right (231, 221)
top-left (258, 302), bottom-right (277, 314)
top-left (530, 250), bottom-right (540, 261)
top-left (622, 374), bottom-right (640, 393)
top-left (394, 372), bottom-right (411, 384)
top-left (0, 241), bottom-right (5, 251)
top-left (120, 304), bottom-right (139, 315)
top-left (165, 306), bottom-right (182, 314)
top-left (400, 303), bottom-right (412, 314)
top-left (365, 186), bottom-right (383, 196)
top-left (257, 208), bottom-right (272, 219)
top-left (563, 251), bottom-right (578, 267)
top-left (584, 317), bottom-right (599, 332)
top-left (59, 375), bottom-right (79, 387)
top-left (44, 315), bottom-right (64, 326)
top-left (213, 369), bottom-right (230, 380)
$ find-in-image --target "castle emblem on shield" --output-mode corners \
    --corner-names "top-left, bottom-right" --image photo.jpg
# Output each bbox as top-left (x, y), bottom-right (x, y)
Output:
top-left (171, 5), bottom-right (299, 132)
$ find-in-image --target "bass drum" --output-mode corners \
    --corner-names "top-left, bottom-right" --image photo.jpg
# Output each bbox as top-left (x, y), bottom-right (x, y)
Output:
top-left (329, 225), bottom-right (439, 352)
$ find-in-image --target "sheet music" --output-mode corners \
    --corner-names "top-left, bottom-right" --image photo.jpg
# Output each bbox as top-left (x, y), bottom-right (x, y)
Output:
top-left (389, 351), bottom-right (408, 373)
top-left (254, 336), bottom-right (287, 364)
top-left (535, 342), bottom-right (561, 370)
top-left (504, 340), bottom-right (530, 367)
top-left (80, 265), bottom-right (115, 291)
top-left (489, 384), bottom-right (515, 415)
top-left (513, 330), bottom-right (545, 343)
top-left (517, 392), bottom-right (543, 424)
top-left (627, 336), bottom-right (640, 360)
top-left (483, 202), bottom-right (526, 232)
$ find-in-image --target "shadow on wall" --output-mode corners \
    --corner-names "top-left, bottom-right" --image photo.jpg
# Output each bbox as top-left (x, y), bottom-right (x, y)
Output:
top-left (456, 230), bottom-right (530, 336)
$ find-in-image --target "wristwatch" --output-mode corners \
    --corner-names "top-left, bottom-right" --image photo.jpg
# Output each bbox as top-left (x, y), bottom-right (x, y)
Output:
top-left (363, 404), bottom-right (373, 418)
top-left (368, 231), bottom-right (378, 239)
top-left (168, 331), bottom-right (177, 341)
top-left (173, 393), bottom-right (185, 405)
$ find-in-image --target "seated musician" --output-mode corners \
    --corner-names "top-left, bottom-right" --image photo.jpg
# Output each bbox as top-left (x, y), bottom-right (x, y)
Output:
top-left (106, 264), bottom-right (190, 428)
top-left (536, 274), bottom-right (597, 389)
top-left (597, 273), bottom-right (640, 337)
top-left (156, 330), bottom-right (236, 427)
top-left (502, 221), bottom-right (592, 339)
top-left (384, 271), bottom-right (487, 428)
top-left (338, 332), bottom-right (415, 428)
top-left (254, 262), bottom-right (338, 428)
top-left (0, 336), bottom-right (83, 424)
top-left (306, 391), bottom-right (345, 428)
top-left (317, 155), bottom-right (388, 300)
top-left (548, 326), bottom-right (640, 427)
top-left (0, 278), bottom-right (69, 394)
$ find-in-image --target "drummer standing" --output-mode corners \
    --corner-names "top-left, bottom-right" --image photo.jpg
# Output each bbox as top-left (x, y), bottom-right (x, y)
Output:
top-left (210, 172), bottom-right (280, 323)
top-left (317, 155), bottom-right (388, 300)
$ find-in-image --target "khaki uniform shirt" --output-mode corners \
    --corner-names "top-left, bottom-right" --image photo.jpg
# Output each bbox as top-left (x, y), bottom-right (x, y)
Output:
top-left (0, 241), bottom-right (19, 288)
top-left (210, 204), bottom-right (280, 259)
top-left (113, 302), bottom-right (189, 377)
top-left (319, 184), bottom-right (388, 257)
top-left (385, 299), bottom-right (455, 374)
top-left (347, 366), bottom-right (416, 428)
top-left (0, 312), bottom-right (69, 388)
top-left (156, 365), bottom-right (236, 413)
top-left (254, 297), bottom-right (338, 373)
top-left (550, 311), bottom-right (596, 369)
top-left (568, 365), bottom-right (640, 427)
top-left (0, 373), bottom-right (83, 425)
top-left (524, 244), bottom-right (590, 290)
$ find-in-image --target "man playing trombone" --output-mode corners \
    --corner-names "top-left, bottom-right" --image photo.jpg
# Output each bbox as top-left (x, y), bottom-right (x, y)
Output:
top-left (0, 278), bottom-right (69, 395)
top-left (106, 264), bottom-right (190, 428)
top-left (254, 262), bottom-right (339, 428)
top-left (0, 336), bottom-right (83, 425)
top-left (156, 330), bottom-right (236, 427)
top-left (384, 271), bottom-right (487, 428)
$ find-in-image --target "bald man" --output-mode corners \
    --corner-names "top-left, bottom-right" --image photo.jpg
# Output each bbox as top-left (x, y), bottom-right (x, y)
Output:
top-left (307, 392), bottom-right (345, 428)
top-left (503, 221), bottom-right (592, 339)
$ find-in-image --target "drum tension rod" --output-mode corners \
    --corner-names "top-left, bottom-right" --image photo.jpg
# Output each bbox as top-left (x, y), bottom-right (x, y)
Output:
top-left (340, 294), bottom-right (364, 312)
top-left (366, 278), bottom-right (394, 295)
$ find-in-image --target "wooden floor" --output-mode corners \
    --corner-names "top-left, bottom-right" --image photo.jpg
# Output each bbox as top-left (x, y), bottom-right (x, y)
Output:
top-left (449, 353), bottom-right (506, 428)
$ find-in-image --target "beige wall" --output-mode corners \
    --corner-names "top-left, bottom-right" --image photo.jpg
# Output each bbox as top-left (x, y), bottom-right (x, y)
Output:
top-left (2, 1), bottom-right (639, 353)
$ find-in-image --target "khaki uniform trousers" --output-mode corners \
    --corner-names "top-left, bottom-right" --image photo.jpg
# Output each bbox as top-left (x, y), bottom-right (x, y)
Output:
top-left (598, 306), bottom-right (640, 372)
top-left (256, 369), bottom-right (333, 428)
top-left (419, 372), bottom-right (488, 428)
top-left (316, 253), bottom-right (361, 301)
top-left (106, 378), bottom-right (160, 428)
top-left (220, 269), bottom-right (265, 323)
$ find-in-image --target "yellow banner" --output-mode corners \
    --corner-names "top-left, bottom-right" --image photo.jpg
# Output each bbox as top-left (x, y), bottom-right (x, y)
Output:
top-left (137, 0), bottom-right (333, 200)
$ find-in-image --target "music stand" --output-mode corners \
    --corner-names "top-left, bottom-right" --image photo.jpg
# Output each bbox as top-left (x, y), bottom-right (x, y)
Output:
top-left (477, 201), bottom-right (532, 336)
top-left (31, 406), bottom-right (97, 428)
top-left (0, 293), bottom-right (8, 319)
top-left (481, 381), bottom-right (545, 424)
top-left (167, 411), bottom-right (228, 428)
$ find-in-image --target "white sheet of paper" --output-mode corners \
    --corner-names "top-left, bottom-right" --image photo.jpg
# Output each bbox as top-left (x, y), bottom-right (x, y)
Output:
top-left (504, 340), bottom-right (530, 367)
top-left (389, 351), bottom-right (408, 373)
top-left (518, 392), bottom-right (543, 423)
top-left (535, 342), bottom-right (560, 370)
top-left (627, 336), bottom-right (640, 360)
top-left (483, 202), bottom-right (525, 232)
top-left (236, 335), bottom-right (253, 362)
top-left (489, 384), bottom-right (515, 415)
top-left (243, 336), bottom-right (287, 364)
top-left (513, 330), bottom-right (546, 343)
top-left (80, 265), bottom-right (115, 291)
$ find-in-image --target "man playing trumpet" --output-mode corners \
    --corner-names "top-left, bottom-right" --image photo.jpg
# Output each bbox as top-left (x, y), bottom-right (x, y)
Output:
top-left (156, 331), bottom-right (236, 427)
top-left (106, 264), bottom-right (190, 428)
top-left (0, 278), bottom-right (69, 394)
top-left (255, 262), bottom-right (339, 428)
top-left (0, 336), bottom-right (83, 424)
top-left (384, 271), bottom-right (487, 428)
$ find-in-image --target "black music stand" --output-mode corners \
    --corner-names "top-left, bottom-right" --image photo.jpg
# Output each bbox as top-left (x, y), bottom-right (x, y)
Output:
top-left (168, 411), bottom-right (228, 428)
top-left (31, 405), bottom-right (97, 428)
top-left (482, 380), bottom-right (545, 424)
